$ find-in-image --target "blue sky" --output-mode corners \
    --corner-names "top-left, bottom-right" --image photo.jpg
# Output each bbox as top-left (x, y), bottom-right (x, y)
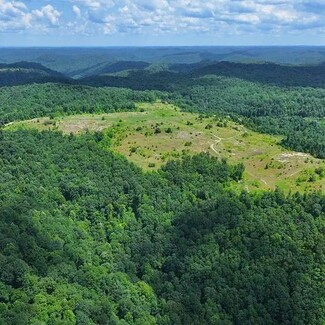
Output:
top-left (1, 0), bottom-right (325, 46)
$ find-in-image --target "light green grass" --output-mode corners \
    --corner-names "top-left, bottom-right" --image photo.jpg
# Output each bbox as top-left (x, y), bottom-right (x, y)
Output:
top-left (7, 102), bottom-right (324, 193)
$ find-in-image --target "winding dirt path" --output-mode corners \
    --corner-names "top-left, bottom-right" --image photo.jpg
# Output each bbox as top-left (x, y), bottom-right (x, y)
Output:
top-left (246, 171), bottom-right (269, 186)
top-left (287, 169), bottom-right (303, 177)
top-left (210, 135), bottom-right (222, 155)
top-left (209, 128), bottom-right (270, 188)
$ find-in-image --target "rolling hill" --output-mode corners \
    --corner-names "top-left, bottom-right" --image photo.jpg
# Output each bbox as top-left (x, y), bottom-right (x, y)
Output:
top-left (0, 50), bottom-right (324, 324)
top-left (1, 47), bottom-right (325, 77)
top-left (0, 62), bottom-right (69, 87)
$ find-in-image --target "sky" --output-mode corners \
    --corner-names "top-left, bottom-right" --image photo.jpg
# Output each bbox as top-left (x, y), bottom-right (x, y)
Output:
top-left (0, 0), bottom-right (325, 46)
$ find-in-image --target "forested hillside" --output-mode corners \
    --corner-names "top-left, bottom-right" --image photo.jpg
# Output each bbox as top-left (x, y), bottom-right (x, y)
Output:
top-left (1, 47), bottom-right (325, 76)
top-left (0, 83), bottom-right (159, 122)
top-left (0, 62), bottom-right (68, 87)
top-left (0, 130), bottom-right (323, 324)
top-left (0, 53), bottom-right (324, 324)
top-left (80, 64), bottom-right (325, 158)
top-left (1, 60), bottom-right (324, 158)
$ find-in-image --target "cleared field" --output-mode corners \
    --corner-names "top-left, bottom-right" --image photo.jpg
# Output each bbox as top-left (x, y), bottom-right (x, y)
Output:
top-left (7, 102), bottom-right (324, 193)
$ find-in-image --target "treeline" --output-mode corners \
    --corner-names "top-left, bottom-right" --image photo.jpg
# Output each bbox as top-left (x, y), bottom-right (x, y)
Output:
top-left (249, 116), bottom-right (325, 159)
top-left (171, 77), bottom-right (325, 158)
top-left (1, 61), bottom-right (324, 157)
top-left (81, 69), bottom-right (325, 119)
top-left (0, 129), bottom-right (323, 324)
top-left (0, 83), bottom-right (159, 123)
top-left (81, 70), bottom-right (325, 158)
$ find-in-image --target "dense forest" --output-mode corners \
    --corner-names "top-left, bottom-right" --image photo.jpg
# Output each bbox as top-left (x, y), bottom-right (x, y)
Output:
top-left (0, 83), bottom-right (159, 122)
top-left (0, 129), bottom-right (324, 324)
top-left (0, 62), bottom-right (69, 87)
top-left (0, 52), bottom-right (324, 324)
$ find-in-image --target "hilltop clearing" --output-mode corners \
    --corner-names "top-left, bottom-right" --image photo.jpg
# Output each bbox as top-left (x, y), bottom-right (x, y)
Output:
top-left (7, 102), bottom-right (324, 193)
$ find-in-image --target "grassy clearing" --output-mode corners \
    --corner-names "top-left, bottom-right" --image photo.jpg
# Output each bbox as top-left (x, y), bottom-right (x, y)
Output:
top-left (7, 102), bottom-right (324, 193)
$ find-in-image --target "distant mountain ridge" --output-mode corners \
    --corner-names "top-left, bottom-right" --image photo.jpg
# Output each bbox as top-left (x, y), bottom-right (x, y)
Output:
top-left (1, 60), bottom-right (324, 88)
top-left (191, 61), bottom-right (325, 87)
top-left (0, 61), bottom-right (69, 86)
top-left (80, 60), bottom-right (325, 88)
top-left (72, 61), bottom-right (151, 79)
top-left (1, 46), bottom-right (325, 77)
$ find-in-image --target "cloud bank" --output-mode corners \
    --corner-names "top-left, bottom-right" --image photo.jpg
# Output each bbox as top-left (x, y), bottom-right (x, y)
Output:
top-left (0, 0), bottom-right (324, 43)
top-left (0, 1), bottom-right (60, 32)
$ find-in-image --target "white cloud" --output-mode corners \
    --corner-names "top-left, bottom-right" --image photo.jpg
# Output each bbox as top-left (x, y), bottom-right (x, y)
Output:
top-left (72, 0), bottom-right (114, 10)
top-left (72, 5), bottom-right (81, 17)
top-left (32, 5), bottom-right (61, 26)
top-left (101, 0), bottom-right (322, 34)
top-left (134, 0), bottom-right (169, 11)
top-left (0, 0), bottom-right (30, 31)
top-left (0, 0), bottom-right (324, 37)
top-left (0, 1), bottom-right (61, 32)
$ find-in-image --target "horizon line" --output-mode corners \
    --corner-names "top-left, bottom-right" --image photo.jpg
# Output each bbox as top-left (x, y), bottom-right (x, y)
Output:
top-left (1, 45), bottom-right (325, 48)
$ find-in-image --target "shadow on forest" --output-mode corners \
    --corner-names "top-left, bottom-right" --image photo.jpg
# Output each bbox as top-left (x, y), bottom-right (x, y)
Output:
top-left (80, 61), bottom-right (325, 89)
top-left (1, 60), bottom-right (324, 89)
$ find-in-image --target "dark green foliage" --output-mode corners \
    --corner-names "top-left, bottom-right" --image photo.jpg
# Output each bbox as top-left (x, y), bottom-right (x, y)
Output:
top-left (0, 62), bottom-right (69, 86)
top-left (0, 129), bottom-right (323, 324)
top-left (280, 123), bottom-right (325, 159)
top-left (0, 83), bottom-right (159, 122)
top-left (154, 127), bottom-right (161, 134)
top-left (192, 61), bottom-right (325, 88)
top-left (157, 193), bottom-right (324, 324)
top-left (0, 53), bottom-right (324, 324)
top-left (83, 61), bottom-right (325, 88)
top-left (80, 66), bottom-right (325, 158)
top-left (251, 117), bottom-right (325, 158)
top-left (2, 58), bottom-right (324, 157)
